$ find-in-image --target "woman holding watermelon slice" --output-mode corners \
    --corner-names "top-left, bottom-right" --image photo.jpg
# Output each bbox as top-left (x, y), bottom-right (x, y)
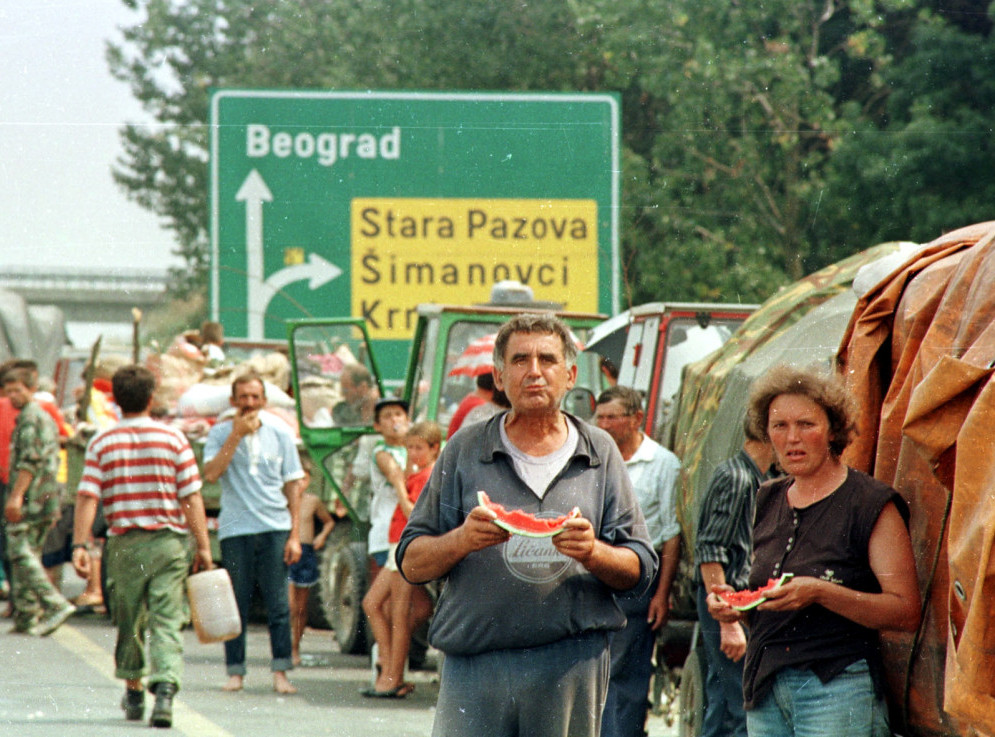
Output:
top-left (707, 365), bottom-right (920, 737)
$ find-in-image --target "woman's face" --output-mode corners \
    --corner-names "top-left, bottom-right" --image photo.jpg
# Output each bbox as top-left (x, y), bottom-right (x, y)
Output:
top-left (767, 393), bottom-right (834, 478)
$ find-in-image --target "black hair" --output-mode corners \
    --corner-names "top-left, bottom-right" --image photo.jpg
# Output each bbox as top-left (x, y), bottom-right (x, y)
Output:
top-left (112, 365), bottom-right (156, 414)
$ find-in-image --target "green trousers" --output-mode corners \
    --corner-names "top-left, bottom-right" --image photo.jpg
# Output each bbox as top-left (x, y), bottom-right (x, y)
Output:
top-left (105, 529), bottom-right (190, 689)
top-left (6, 516), bottom-right (71, 631)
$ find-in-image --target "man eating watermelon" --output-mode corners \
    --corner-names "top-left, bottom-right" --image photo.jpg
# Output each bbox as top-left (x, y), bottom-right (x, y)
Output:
top-left (398, 313), bottom-right (658, 737)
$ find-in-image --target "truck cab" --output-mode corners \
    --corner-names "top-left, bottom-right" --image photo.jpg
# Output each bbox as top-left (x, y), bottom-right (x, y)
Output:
top-left (593, 303), bottom-right (757, 447)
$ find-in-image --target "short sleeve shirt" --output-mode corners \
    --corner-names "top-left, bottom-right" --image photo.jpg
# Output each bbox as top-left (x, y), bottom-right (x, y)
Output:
top-left (367, 439), bottom-right (406, 555)
top-left (205, 410), bottom-right (305, 540)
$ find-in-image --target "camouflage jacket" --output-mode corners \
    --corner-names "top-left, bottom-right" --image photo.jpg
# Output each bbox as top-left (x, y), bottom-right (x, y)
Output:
top-left (9, 401), bottom-right (60, 519)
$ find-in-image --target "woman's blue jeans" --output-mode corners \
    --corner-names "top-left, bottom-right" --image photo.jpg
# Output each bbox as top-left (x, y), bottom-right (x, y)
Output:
top-left (746, 659), bottom-right (889, 737)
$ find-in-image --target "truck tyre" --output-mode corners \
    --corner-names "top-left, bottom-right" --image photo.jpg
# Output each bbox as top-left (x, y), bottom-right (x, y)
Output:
top-left (318, 538), bottom-right (369, 654)
top-left (678, 646), bottom-right (705, 737)
top-left (305, 571), bottom-right (333, 631)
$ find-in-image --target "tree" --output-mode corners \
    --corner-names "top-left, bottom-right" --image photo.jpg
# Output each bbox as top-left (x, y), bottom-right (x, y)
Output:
top-left (576, 0), bottom-right (926, 304)
top-left (819, 13), bottom-right (995, 247)
top-left (109, 0), bottom-right (598, 296)
top-left (111, 0), bottom-right (995, 308)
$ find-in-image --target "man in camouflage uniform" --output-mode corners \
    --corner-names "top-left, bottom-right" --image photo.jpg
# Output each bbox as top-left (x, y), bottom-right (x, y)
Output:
top-left (2, 366), bottom-right (75, 635)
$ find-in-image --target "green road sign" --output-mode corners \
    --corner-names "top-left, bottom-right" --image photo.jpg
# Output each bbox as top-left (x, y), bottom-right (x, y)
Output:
top-left (209, 90), bottom-right (620, 380)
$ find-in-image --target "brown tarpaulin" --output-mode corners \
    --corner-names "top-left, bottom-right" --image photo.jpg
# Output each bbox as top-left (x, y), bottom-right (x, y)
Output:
top-left (838, 221), bottom-right (995, 737)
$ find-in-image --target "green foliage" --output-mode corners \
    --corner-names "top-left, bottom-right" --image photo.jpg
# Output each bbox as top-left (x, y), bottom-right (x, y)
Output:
top-left (820, 15), bottom-right (995, 245)
top-left (110, 0), bottom-right (995, 308)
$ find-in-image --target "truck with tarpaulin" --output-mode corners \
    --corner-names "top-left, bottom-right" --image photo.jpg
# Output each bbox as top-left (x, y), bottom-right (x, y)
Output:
top-left (663, 221), bottom-right (995, 737)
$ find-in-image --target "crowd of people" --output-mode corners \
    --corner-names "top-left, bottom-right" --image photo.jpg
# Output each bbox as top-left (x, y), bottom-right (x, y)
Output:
top-left (0, 312), bottom-right (923, 737)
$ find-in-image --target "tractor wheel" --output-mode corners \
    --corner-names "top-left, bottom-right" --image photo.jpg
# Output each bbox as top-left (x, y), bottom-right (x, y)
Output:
top-left (317, 537), bottom-right (369, 654)
top-left (677, 646), bottom-right (705, 737)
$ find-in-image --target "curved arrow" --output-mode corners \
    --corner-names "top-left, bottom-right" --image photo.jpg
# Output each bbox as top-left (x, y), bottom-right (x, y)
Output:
top-left (258, 253), bottom-right (343, 313)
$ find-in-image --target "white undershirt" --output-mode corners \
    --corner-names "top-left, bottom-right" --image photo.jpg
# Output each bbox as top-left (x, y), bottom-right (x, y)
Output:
top-left (499, 415), bottom-right (579, 500)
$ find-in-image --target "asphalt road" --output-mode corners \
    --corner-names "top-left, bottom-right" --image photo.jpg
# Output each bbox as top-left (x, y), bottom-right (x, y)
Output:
top-left (0, 596), bottom-right (678, 736)
top-left (0, 609), bottom-right (438, 737)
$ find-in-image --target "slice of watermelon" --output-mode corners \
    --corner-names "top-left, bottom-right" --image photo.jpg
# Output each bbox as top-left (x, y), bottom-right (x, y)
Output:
top-left (718, 573), bottom-right (794, 611)
top-left (476, 491), bottom-right (578, 538)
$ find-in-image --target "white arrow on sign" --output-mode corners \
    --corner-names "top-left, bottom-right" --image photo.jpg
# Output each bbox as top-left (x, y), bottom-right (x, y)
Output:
top-left (236, 169), bottom-right (272, 339)
top-left (236, 169), bottom-right (342, 338)
top-left (259, 253), bottom-right (343, 314)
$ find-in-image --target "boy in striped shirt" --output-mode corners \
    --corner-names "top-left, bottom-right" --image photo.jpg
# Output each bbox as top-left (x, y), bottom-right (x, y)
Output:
top-left (72, 365), bottom-right (213, 728)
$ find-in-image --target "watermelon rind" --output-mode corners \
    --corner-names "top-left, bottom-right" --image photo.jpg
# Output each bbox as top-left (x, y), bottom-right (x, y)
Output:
top-left (728, 573), bottom-right (794, 611)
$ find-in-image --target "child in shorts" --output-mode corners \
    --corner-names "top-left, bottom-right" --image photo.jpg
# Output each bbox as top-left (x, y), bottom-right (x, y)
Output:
top-left (287, 463), bottom-right (335, 666)
top-left (361, 421), bottom-right (441, 698)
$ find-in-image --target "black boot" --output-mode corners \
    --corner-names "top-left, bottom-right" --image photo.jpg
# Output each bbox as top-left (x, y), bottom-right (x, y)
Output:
top-left (150, 682), bottom-right (177, 728)
top-left (121, 688), bottom-right (144, 721)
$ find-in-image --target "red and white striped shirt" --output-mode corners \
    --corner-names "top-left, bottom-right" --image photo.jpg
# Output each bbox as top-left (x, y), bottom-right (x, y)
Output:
top-left (77, 416), bottom-right (202, 536)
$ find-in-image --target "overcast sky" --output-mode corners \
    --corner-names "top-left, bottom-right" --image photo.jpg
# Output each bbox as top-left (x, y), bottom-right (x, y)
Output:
top-left (1, 1), bottom-right (179, 273)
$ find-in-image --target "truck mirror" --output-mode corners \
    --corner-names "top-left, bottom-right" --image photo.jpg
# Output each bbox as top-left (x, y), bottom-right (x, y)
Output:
top-left (563, 387), bottom-right (596, 421)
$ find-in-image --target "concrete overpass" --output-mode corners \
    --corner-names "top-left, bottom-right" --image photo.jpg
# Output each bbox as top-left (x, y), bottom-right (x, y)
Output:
top-left (0, 266), bottom-right (170, 324)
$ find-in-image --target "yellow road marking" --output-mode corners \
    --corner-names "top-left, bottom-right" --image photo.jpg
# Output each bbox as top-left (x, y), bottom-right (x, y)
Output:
top-left (52, 624), bottom-right (236, 737)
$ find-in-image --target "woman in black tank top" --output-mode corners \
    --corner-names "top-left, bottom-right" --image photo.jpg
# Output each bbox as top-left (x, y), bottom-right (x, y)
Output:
top-left (707, 365), bottom-right (920, 737)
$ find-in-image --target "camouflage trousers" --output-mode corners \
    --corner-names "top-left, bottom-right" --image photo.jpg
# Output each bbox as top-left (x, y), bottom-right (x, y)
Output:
top-left (6, 516), bottom-right (72, 631)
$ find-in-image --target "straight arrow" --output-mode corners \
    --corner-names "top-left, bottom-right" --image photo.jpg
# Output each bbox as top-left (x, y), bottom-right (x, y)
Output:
top-left (236, 169), bottom-right (273, 339)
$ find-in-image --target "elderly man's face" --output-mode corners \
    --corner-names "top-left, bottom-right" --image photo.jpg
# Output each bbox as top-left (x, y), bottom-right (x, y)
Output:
top-left (495, 331), bottom-right (576, 416)
top-left (593, 398), bottom-right (642, 448)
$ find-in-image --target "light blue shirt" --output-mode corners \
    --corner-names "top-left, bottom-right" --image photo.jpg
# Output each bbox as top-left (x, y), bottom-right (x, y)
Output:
top-left (204, 410), bottom-right (305, 540)
top-left (625, 433), bottom-right (681, 549)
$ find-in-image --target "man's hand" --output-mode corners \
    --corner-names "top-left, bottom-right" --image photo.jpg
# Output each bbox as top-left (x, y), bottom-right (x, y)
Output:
top-left (71, 546), bottom-right (91, 578)
top-left (284, 536), bottom-right (302, 566)
top-left (192, 547), bottom-right (214, 574)
top-left (552, 513), bottom-right (641, 590)
top-left (719, 621), bottom-right (747, 661)
top-left (458, 503), bottom-right (512, 552)
top-left (4, 497), bottom-right (23, 524)
top-left (647, 589), bottom-right (671, 631)
top-left (551, 513), bottom-right (594, 563)
top-left (232, 409), bottom-right (261, 437)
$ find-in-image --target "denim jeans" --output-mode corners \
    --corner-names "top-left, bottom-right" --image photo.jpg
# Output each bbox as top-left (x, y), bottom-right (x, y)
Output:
top-left (221, 530), bottom-right (293, 675)
top-left (602, 583), bottom-right (656, 737)
top-left (746, 659), bottom-right (890, 737)
top-left (695, 584), bottom-right (747, 737)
